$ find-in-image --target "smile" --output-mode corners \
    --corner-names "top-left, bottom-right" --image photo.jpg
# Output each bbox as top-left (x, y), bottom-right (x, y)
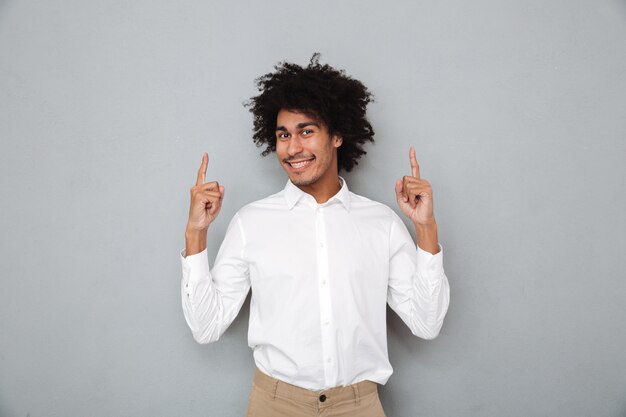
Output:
top-left (286, 157), bottom-right (315, 169)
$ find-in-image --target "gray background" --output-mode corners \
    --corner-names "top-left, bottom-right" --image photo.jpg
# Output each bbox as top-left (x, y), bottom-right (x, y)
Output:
top-left (1, 0), bottom-right (625, 416)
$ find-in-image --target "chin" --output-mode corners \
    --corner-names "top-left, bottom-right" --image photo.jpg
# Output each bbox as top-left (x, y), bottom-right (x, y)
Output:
top-left (290, 177), bottom-right (314, 186)
top-left (289, 173), bottom-right (320, 187)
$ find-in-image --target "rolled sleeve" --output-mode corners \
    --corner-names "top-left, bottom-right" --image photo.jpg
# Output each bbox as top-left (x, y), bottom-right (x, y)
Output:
top-left (181, 248), bottom-right (211, 284)
top-left (179, 214), bottom-right (250, 344)
top-left (387, 212), bottom-right (450, 340)
top-left (416, 244), bottom-right (445, 286)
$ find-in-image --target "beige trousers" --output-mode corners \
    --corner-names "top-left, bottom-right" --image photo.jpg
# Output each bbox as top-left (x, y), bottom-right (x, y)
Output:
top-left (246, 369), bottom-right (387, 417)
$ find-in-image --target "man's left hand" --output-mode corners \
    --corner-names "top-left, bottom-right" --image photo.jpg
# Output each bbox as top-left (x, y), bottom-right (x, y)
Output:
top-left (395, 146), bottom-right (436, 227)
top-left (395, 146), bottom-right (440, 254)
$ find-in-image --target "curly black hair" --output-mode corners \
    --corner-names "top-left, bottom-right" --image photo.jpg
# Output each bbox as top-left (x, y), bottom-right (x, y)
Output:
top-left (246, 54), bottom-right (374, 172)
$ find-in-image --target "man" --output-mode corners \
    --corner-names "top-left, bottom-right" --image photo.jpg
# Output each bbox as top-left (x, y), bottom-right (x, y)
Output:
top-left (181, 55), bottom-right (450, 416)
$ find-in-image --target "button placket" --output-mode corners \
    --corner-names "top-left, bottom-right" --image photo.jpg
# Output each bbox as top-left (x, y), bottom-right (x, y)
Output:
top-left (315, 206), bottom-right (337, 387)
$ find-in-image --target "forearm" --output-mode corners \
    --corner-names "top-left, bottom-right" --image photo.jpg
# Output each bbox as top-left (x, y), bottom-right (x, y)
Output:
top-left (388, 245), bottom-right (450, 340)
top-left (185, 227), bottom-right (207, 256)
top-left (408, 270), bottom-right (450, 339)
top-left (415, 222), bottom-right (439, 255)
top-left (388, 212), bottom-right (450, 339)
top-left (182, 249), bottom-right (247, 345)
top-left (181, 214), bottom-right (250, 343)
top-left (181, 270), bottom-right (223, 344)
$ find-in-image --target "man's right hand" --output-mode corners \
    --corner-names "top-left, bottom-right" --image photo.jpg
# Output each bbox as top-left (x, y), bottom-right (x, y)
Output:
top-left (185, 152), bottom-right (224, 256)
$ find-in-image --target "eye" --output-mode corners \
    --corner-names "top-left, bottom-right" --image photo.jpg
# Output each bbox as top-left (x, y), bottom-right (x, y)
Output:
top-left (277, 132), bottom-right (290, 140)
top-left (302, 129), bottom-right (314, 136)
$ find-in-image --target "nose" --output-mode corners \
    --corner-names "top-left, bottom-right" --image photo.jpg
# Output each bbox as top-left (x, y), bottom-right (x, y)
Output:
top-left (287, 135), bottom-right (303, 156)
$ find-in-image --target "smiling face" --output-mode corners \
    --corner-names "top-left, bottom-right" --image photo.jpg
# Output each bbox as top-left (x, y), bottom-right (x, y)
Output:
top-left (275, 109), bottom-right (342, 197)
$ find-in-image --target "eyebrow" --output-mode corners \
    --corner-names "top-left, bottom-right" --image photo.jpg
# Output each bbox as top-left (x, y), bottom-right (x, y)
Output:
top-left (275, 122), bottom-right (321, 132)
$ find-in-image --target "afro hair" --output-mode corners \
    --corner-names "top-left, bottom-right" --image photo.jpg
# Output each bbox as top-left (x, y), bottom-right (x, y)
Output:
top-left (246, 54), bottom-right (375, 172)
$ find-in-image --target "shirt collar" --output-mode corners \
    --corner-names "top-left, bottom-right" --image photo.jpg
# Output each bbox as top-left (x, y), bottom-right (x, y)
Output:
top-left (284, 176), bottom-right (351, 211)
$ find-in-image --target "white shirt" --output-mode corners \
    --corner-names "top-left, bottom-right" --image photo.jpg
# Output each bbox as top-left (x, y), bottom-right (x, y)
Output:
top-left (180, 179), bottom-right (450, 390)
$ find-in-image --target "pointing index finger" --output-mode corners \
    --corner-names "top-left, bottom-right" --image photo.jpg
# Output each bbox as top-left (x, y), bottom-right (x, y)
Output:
top-left (196, 152), bottom-right (208, 186)
top-left (409, 146), bottom-right (420, 179)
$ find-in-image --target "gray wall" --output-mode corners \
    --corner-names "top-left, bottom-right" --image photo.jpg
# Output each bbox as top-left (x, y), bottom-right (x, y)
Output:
top-left (1, 0), bottom-right (625, 416)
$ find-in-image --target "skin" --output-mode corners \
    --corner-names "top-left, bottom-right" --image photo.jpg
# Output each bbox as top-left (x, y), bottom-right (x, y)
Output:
top-left (185, 109), bottom-right (439, 256)
top-left (185, 152), bottom-right (224, 256)
top-left (394, 146), bottom-right (440, 254)
top-left (275, 109), bottom-right (343, 203)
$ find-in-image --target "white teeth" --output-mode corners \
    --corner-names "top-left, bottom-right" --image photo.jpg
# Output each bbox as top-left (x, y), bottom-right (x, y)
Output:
top-left (290, 160), bottom-right (312, 169)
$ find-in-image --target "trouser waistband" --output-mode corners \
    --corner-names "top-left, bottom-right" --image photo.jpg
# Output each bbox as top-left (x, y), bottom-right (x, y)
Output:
top-left (253, 369), bottom-right (378, 408)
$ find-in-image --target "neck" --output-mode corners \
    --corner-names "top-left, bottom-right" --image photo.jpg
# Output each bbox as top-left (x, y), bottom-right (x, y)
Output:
top-left (297, 176), bottom-right (342, 204)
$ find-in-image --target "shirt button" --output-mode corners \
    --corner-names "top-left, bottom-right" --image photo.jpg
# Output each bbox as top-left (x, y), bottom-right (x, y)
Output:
top-left (321, 280), bottom-right (326, 286)
top-left (326, 357), bottom-right (332, 363)
top-left (319, 394), bottom-right (327, 402)
top-left (320, 242), bottom-right (325, 248)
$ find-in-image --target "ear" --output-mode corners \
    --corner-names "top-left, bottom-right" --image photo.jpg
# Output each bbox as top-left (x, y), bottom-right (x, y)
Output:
top-left (333, 135), bottom-right (343, 148)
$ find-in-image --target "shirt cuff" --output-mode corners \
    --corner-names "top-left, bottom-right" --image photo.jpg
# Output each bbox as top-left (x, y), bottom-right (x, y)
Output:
top-left (180, 248), bottom-right (211, 283)
top-left (416, 244), bottom-right (444, 278)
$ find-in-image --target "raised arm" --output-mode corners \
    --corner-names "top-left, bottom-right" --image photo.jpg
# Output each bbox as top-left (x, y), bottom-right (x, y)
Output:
top-left (389, 147), bottom-right (449, 339)
top-left (181, 153), bottom-right (249, 344)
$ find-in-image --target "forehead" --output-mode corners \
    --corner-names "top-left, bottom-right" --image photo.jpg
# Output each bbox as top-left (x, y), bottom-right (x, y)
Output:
top-left (276, 109), bottom-right (325, 129)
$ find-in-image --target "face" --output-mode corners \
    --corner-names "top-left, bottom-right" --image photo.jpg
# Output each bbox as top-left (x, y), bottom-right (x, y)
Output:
top-left (275, 109), bottom-right (342, 190)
